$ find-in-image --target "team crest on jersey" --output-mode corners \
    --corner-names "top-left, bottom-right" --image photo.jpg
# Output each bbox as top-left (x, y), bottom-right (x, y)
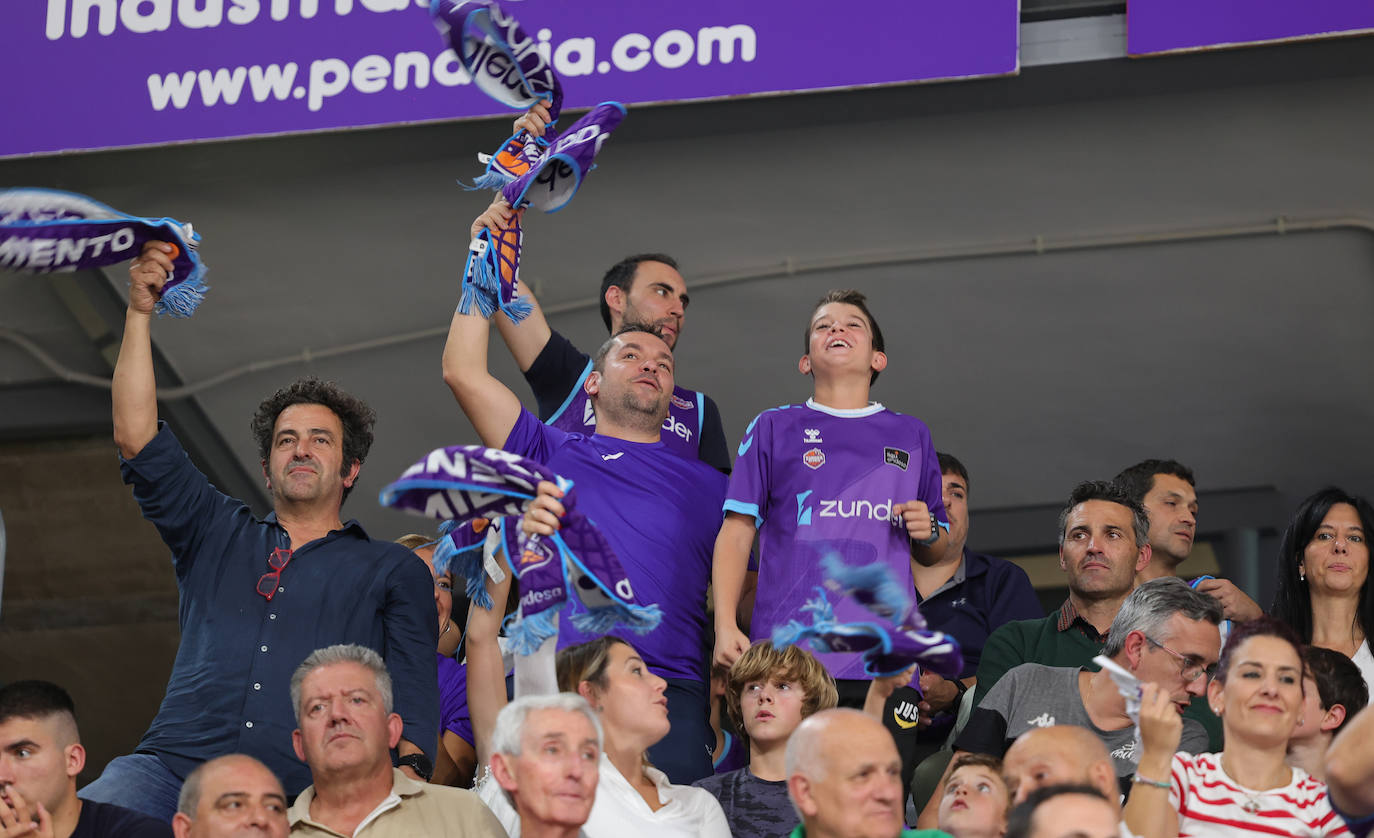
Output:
top-left (803, 428), bottom-right (823, 444)
top-left (883, 447), bottom-right (910, 471)
top-left (671, 394), bottom-right (693, 410)
top-left (803, 448), bottom-right (826, 470)
top-left (581, 400), bottom-right (596, 426)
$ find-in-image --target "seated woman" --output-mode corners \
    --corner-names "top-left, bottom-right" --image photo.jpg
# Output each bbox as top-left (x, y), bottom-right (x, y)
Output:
top-left (1287, 646), bottom-right (1368, 782)
top-left (398, 533), bottom-right (477, 787)
top-left (692, 641), bottom-right (838, 838)
top-left (1124, 618), bottom-right (1349, 837)
top-left (1269, 487), bottom-right (1374, 689)
top-left (937, 754), bottom-right (1009, 838)
top-left (465, 516), bottom-right (729, 836)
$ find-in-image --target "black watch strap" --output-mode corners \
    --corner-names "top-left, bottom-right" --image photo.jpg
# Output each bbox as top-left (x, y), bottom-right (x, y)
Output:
top-left (397, 752), bottom-right (434, 782)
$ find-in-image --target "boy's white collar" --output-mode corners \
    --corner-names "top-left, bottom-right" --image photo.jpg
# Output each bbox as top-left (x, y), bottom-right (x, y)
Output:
top-left (805, 398), bottom-right (884, 418)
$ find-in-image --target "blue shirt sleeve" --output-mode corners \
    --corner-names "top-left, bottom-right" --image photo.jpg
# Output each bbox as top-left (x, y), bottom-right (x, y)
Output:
top-left (118, 421), bottom-right (253, 581)
top-left (382, 547), bottom-right (442, 763)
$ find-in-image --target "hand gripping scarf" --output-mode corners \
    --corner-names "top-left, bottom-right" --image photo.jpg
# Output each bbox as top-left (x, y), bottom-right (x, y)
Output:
top-left (772, 554), bottom-right (964, 680)
top-left (434, 0), bottom-right (625, 324)
top-left (379, 445), bottom-right (661, 655)
top-left (0, 188), bottom-right (207, 317)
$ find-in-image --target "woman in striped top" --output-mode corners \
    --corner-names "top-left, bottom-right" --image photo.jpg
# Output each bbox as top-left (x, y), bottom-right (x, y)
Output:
top-left (1123, 618), bottom-right (1351, 837)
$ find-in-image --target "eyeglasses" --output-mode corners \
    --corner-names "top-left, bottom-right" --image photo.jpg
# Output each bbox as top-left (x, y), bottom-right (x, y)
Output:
top-left (256, 547), bottom-right (292, 601)
top-left (1144, 634), bottom-right (1217, 683)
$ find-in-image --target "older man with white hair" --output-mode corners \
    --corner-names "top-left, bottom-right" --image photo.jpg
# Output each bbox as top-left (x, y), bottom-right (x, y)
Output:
top-left (488, 694), bottom-right (602, 838)
top-left (785, 708), bottom-right (949, 838)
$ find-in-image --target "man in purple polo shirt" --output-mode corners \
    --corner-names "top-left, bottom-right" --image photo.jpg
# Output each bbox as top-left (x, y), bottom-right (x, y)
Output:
top-left (443, 294), bottom-right (726, 784)
top-left (471, 187), bottom-right (729, 474)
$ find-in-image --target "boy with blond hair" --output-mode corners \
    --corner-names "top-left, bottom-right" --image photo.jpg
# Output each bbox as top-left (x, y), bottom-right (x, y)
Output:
top-left (694, 642), bottom-right (839, 838)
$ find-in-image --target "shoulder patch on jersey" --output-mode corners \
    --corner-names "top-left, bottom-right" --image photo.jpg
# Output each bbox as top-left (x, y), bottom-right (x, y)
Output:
top-left (883, 447), bottom-right (910, 470)
top-left (670, 394), bottom-right (693, 410)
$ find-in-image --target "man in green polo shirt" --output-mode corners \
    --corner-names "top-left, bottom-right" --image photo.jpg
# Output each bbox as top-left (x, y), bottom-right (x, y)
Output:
top-left (972, 480), bottom-right (1151, 707)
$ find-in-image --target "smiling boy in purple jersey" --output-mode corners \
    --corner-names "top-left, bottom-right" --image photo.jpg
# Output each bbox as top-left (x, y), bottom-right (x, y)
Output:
top-left (711, 289), bottom-right (948, 792)
top-left (443, 272), bottom-right (726, 784)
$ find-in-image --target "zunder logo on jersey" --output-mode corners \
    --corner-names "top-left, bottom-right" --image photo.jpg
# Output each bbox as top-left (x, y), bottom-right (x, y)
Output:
top-left (883, 447), bottom-right (910, 470)
top-left (803, 448), bottom-right (826, 470)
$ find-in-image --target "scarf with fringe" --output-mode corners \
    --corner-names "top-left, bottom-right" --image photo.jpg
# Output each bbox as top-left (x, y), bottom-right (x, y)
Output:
top-left (0, 188), bottom-right (207, 317)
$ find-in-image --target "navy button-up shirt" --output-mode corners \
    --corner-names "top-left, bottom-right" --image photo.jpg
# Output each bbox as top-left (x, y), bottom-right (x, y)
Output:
top-left (121, 423), bottom-right (438, 795)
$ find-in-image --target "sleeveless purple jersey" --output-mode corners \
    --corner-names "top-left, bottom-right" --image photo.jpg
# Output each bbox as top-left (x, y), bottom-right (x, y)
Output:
top-left (546, 358), bottom-right (706, 462)
top-left (724, 400), bottom-right (946, 680)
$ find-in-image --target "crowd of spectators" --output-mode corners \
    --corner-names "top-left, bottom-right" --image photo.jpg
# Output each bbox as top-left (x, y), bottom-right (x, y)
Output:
top-left (4, 183), bottom-right (1374, 838)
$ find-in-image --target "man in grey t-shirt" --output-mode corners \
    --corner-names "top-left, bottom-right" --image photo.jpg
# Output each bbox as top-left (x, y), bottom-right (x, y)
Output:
top-left (954, 578), bottom-right (1221, 784)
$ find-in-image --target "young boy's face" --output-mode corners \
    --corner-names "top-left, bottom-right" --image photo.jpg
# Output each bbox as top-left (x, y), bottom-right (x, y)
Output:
top-left (938, 764), bottom-right (1009, 838)
top-left (1291, 676), bottom-right (1328, 742)
top-left (739, 672), bottom-right (808, 746)
top-left (800, 302), bottom-right (886, 381)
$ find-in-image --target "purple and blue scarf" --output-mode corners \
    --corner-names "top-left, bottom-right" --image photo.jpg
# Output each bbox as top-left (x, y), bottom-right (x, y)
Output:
top-left (772, 555), bottom-right (964, 680)
top-left (379, 445), bottom-right (661, 654)
top-left (0, 188), bottom-right (207, 317)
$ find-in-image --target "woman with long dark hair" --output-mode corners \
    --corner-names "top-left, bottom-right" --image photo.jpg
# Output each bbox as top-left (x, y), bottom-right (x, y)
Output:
top-left (1270, 487), bottom-right (1374, 688)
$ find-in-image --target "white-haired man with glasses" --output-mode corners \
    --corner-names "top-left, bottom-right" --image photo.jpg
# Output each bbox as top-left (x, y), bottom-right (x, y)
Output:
top-left (952, 578), bottom-right (1220, 793)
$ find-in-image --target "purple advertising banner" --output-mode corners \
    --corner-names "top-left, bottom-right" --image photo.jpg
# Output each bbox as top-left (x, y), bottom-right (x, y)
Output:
top-left (0, 0), bottom-right (1018, 159)
top-left (1129, 0), bottom-right (1374, 56)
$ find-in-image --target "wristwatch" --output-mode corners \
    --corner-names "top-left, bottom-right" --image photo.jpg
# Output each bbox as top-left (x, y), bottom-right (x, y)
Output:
top-left (397, 752), bottom-right (434, 782)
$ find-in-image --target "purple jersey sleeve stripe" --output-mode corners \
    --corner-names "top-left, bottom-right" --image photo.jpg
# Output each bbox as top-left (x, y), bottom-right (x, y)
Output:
top-left (723, 499), bottom-right (763, 528)
top-left (545, 359), bottom-right (594, 426)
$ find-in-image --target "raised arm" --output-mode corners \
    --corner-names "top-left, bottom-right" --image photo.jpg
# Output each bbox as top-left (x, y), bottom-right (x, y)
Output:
top-left (112, 241), bottom-right (175, 459)
top-left (442, 294), bottom-right (524, 449)
top-left (1327, 700), bottom-right (1374, 819)
top-left (465, 547), bottom-right (515, 771)
top-left (1122, 683), bottom-right (1182, 838)
top-left (712, 511), bottom-right (757, 669)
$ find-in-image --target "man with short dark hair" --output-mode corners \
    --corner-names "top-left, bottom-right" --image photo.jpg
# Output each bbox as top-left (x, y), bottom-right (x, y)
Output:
top-left (0, 680), bottom-right (170, 838)
top-left (913, 453), bottom-right (1042, 731)
top-left (81, 244), bottom-right (439, 820)
top-left (1114, 459), bottom-right (1261, 621)
top-left (954, 578), bottom-right (1217, 783)
top-left (472, 190), bottom-right (730, 473)
top-left (287, 645), bottom-right (503, 838)
top-left (972, 480), bottom-right (1152, 707)
top-left (445, 265), bottom-right (727, 782)
top-left (172, 754), bottom-right (287, 838)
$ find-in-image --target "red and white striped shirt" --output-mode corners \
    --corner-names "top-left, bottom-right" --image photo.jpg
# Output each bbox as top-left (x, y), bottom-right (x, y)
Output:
top-left (1170, 752), bottom-right (1349, 837)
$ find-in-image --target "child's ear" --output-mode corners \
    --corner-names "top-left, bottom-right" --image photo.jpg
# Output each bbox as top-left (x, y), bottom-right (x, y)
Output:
top-left (798, 355), bottom-right (812, 375)
top-left (870, 351), bottom-right (888, 373)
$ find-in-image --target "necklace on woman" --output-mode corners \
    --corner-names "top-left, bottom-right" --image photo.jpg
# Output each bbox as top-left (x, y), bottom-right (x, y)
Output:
top-left (1221, 753), bottom-right (1291, 812)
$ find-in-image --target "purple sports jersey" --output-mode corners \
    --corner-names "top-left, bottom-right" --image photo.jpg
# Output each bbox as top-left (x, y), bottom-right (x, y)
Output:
top-left (546, 358), bottom-right (707, 462)
top-left (504, 408), bottom-right (726, 680)
top-left (724, 400), bottom-right (947, 680)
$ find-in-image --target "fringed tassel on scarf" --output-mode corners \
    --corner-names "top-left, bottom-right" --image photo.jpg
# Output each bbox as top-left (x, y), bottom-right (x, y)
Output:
top-left (502, 608), bottom-right (561, 656)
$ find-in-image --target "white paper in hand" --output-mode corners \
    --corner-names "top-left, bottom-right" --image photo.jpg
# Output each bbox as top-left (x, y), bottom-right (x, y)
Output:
top-left (1094, 654), bottom-right (1143, 739)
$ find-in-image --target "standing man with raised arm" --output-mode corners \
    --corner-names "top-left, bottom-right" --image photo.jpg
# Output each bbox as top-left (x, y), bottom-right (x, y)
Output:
top-left (80, 242), bottom-right (439, 820)
top-left (472, 108), bottom-right (730, 475)
top-left (442, 258), bottom-right (727, 783)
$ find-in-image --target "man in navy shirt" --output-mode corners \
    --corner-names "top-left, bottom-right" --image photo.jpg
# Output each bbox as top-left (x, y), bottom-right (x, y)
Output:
top-left (912, 453), bottom-right (1042, 732)
top-left (444, 296), bottom-right (726, 783)
top-left (78, 242), bottom-right (438, 820)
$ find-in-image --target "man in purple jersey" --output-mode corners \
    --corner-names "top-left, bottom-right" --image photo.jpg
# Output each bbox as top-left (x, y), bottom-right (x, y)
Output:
top-left (443, 292), bottom-right (727, 784)
top-left (711, 288), bottom-right (948, 795)
top-left (471, 152), bottom-right (730, 474)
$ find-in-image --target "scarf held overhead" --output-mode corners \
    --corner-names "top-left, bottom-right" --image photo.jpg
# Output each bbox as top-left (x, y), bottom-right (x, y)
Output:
top-left (0, 188), bottom-right (207, 317)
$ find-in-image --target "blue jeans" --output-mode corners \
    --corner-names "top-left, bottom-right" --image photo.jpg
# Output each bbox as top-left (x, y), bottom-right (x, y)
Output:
top-left (79, 753), bottom-right (182, 823)
top-left (646, 677), bottom-right (711, 785)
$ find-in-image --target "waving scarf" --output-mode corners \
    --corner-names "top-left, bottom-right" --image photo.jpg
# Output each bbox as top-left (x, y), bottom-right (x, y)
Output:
top-left (0, 188), bottom-right (207, 317)
top-left (772, 555), bottom-right (964, 679)
top-left (379, 445), bottom-right (660, 654)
